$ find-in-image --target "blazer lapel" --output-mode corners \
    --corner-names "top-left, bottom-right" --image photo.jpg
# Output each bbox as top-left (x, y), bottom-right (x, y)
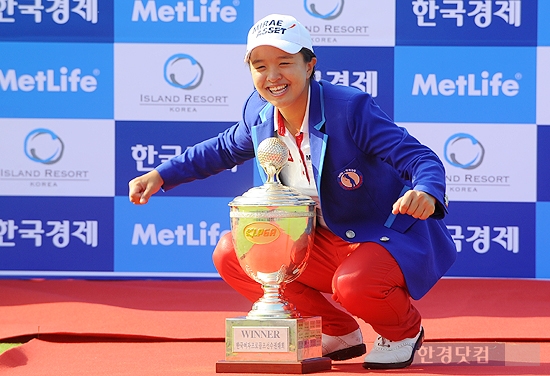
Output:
top-left (251, 82), bottom-right (328, 187)
top-left (308, 80), bottom-right (328, 191)
top-left (251, 102), bottom-right (276, 183)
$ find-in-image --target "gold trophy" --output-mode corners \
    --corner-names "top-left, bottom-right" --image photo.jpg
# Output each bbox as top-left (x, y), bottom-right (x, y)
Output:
top-left (216, 138), bottom-right (331, 374)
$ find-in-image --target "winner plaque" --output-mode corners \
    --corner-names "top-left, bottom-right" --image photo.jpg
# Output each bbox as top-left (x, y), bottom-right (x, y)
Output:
top-left (216, 138), bottom-right (331, 374)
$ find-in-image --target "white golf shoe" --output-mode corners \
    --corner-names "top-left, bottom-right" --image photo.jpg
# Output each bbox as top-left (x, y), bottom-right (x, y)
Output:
top-left (362, 327), bottom-right (424, 369)
top-left (322, 328), bottom-right (366, 361)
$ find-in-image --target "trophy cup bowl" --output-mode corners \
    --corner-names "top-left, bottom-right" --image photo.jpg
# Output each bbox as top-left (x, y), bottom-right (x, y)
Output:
top-left (228, 138), bottom-right (317, 319)
top-left (218, 138), bottom-right (331, 373)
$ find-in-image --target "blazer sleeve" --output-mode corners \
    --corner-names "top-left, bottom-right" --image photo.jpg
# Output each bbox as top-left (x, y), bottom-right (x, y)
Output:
top-left (155, 93), bottom-right (259, 191)
top-left (345, 92), bottom-right (448, 217)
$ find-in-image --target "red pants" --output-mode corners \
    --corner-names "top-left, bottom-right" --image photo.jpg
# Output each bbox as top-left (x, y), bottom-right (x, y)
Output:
top-left (213, 226), bottom-right (421, 341)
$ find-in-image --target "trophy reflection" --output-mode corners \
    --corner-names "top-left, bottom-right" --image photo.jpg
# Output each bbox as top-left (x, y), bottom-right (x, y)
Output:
top-left (216, 138), bottom-right (331, 374)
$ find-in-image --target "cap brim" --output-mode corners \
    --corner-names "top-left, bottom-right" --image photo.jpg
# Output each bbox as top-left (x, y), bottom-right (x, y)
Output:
top-left (244, 41), bottom-right (303, 63)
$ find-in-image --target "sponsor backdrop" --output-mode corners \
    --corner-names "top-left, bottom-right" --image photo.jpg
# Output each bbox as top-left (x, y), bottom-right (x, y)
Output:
top-left (1, 0), bottom-right (549, 281)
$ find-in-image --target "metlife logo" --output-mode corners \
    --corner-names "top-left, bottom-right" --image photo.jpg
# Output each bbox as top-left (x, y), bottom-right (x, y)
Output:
top-left (394, 46), bottom-right (536, 124)
top-left (114, 196), bottom-right (230, 275)
top-left (254, 0), bottom-right (395, 46)
top-left (114, 0), bottom-right (253, 43)
top-left (396, 0), bottom-right (537, 46)
top-left (0, 42), bottom-right (113, 119)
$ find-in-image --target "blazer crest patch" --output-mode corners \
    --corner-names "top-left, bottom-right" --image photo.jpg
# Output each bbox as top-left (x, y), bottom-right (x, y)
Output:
top-left (337, 169), bottom-right (363, 190)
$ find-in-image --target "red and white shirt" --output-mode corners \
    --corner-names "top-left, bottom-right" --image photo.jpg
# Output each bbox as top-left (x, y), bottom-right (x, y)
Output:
top-left (275, 89), bottom-right (327, 228)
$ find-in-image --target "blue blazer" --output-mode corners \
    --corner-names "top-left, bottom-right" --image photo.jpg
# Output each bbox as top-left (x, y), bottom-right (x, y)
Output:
top-left (157, 79), bottom-right (457, 300)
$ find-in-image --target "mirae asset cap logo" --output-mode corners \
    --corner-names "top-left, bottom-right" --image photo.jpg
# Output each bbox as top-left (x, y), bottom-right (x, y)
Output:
top-left (250, 18), bottom-right (296, 38)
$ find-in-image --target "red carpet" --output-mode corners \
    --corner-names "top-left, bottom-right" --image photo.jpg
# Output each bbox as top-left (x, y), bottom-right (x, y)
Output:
top-left (0, 278), bottom-right (549, 375)
top-left (0, 279), bottom-right (248, 341)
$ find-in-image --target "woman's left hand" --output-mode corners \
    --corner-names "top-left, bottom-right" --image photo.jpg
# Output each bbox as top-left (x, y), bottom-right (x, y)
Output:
top-left (392, 190), bottom-right (436, 220)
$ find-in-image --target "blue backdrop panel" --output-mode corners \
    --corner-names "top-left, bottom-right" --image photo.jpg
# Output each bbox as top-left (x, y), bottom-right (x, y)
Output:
top-left (445, 201), bottom-right (535, 278)
top-left (314, 46), bottom-right (395, 119)
top-left (114, 196), bottom-right (230, 274)
top-left (0, 0), bottom-right (113, 43)
top-left (396, 0), bottom-right (538, 46)
top-left (394, 46), bottom-right (536, 124)
top-left (536, 202), bottom-right (550, 278)
top-left (114, 0), bottom-right (253, 43)
top-left (0, 1), bottom-right (547, 280)
top-left (539, 0), bottom-right (550, 46)
top-left (0, 42), bottom-right (114, 119)
top-left (0, 196), bottom-right (114, 272)
top-left (115, 120), bottom-right (254, 197)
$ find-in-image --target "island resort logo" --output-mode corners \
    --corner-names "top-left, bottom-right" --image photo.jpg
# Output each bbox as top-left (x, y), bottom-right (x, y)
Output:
top-left (137, 52), bottom-right (229, 114)
top-left (304, 0), bottom-right (345, 20)
top-left (164, 54), bottom-right (204, 90)
top-left (444, 133), bottom-right (485, 170)
top-left (24, 128), bottom-right (65, 165)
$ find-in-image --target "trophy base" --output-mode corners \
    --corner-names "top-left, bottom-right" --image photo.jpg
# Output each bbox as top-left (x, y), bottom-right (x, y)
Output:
top-left (220, 316), bottom-right (328, 373)
top-left (216, 357), bottom-right (332, 374)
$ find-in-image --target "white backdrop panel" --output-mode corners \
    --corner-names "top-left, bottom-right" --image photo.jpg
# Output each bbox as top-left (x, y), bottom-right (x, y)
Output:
top-left (0, 119), bottom-right (115, 197)
top-left (401, 122), bottom-right (537, 203)
top-left (114, 43), bottom-right (252, 122)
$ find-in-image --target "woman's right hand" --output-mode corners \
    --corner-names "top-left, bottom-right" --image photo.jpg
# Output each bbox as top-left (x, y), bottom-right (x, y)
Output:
top-left (128, 169), bottom-right (164, 205)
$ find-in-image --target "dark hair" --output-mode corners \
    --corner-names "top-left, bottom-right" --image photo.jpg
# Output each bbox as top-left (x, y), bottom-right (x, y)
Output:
top-left (299, 48), bottom-right (317, 79)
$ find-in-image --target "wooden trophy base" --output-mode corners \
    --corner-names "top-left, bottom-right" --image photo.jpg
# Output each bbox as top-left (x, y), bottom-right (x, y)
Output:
top-left (216, 357), bottom-right (332, 374)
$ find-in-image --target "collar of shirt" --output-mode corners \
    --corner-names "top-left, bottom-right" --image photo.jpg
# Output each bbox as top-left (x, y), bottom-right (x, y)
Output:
top-left (273, 87), bottom-right (327, 228)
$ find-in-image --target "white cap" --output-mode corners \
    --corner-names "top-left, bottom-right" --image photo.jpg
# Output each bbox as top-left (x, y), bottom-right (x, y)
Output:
top-left (244, 14), bottom-right (313, 63)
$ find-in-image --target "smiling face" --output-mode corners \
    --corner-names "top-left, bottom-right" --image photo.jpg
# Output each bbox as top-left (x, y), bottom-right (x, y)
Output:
top-left (248, 45), bottom-right (317, 118)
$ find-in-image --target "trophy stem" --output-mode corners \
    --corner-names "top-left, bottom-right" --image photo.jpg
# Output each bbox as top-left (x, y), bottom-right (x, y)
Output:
top-left (247, 283), bottom-right (300, 319)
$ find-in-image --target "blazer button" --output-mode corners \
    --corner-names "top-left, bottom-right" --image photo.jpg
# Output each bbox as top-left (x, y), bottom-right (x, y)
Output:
top-left (345, 230), bottom-right (356, 239)
top-left (380, 236), bottom-right (390, 242)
